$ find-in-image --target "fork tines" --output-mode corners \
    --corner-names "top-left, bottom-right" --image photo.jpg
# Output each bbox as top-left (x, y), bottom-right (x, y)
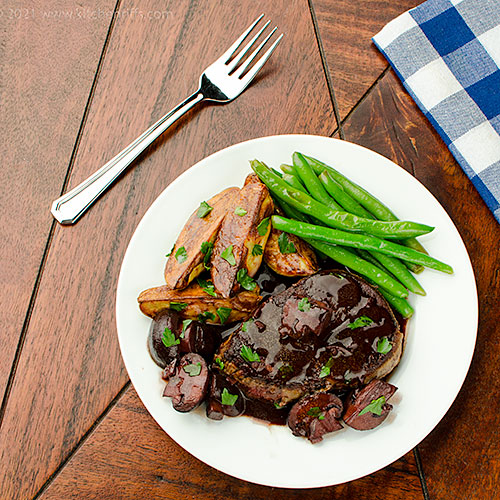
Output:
top-left (220, 14), bottom-right (284, 82)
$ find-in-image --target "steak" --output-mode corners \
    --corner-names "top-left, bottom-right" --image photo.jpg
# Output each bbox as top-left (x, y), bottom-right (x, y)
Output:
top-left (217, 270), bottom-right (403, 406)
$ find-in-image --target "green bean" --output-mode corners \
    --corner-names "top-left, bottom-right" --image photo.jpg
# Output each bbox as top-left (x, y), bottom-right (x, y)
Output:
top-left (341, 245), bottom-right (424, 296)
top-left (274, 171), bottom-right (416, 315)
top-left (251, 160), bottom-right (434, 239)
top-left (356, 249), bottom-right (401, 284)
top-left (318, 168), bottom-right (424, 276)
top-left (318, 170), bottom-right (374, 219)
top-left (302, 239), bottom-right (408, 298)
top-left (303, 153), bottom-right (428, 271)
top-left (310, 244), bottom-right (413, 316)
top-left (318, 167), bottom-right (422, 274)
top-left (292, 152), bottom-right (343, 211)
top-left (282, 173), bottom-right (307, 193)
top-left (402, 259), bottom-right (424, 274)
top-left (271, 167), bottom-right (283, 178)
top-left (357, 249), bottom-right (388, 272)
top-left (274, 197), bottom-right (311, 223)
top-left (280, 164), bottom-right (296, 175)
top-left (399, 239), bottom-right (427, 273)
top-left (370, 250), bottom-right (426, 295)
top-left (272, 215), bottom-right (453, 274)
top-left (303, 154), bottom-right (394, 219)
top-left (276, 203), bottom-right (415, 314)
top-left (273, 198), bottom-right (326, 229)
top-left (354, 257), bottom-right (414, 317)
top-left (376, 287), bottom-right (414, 318)
top-left (273, 198), bottom-right (333, 260)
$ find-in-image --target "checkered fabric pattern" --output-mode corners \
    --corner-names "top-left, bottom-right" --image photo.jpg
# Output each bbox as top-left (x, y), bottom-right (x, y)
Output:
top-left (373, 0), bottom-right (500, 224)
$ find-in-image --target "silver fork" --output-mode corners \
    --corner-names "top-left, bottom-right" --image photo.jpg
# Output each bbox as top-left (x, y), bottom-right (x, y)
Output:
top-left (51, 15), bottom-right (283, 225)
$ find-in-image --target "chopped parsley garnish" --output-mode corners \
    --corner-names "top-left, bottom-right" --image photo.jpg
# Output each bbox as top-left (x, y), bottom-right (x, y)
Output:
top-left (175, 246), bottom-right (188, 264)
top-left (165, 245), bottom-right (175, 257)
top-left (198, 311), bottom-right (216, 323)
top-left (377, 337), bottom-right (392, 355)
top-left (170, 302), bottom-right (188, 312)
top-left (196, 201), bottom-right (213, 218)
top-left (279, 364), bottom-right (293, 379)
top-left (201, 241), bottom-right (212, 254)
top-left (215, 357), bottom-right (224, 370)
top-left (200, 241), bottom-right (213, 269)
top-left (161, 327), bottom-right (179, 348)
top-left (240, 345), bottom-right (260, 363)
top-left (234, 207), bottom-right (247, 216)
top-left (252, 244), bottom-right (263, 256)
top-left (221, 245), bottom-right (236, 266)
top-left (216, 307), bottom-right (232, 325)
top-left (257, 217), bottom-right (270, 236)
top-left (274, 402), bottom-right (284, 409)
top-left (307, 406), bottom-right (322, 418)
top-left (181, 319), bottom-right (193, 338)
top-left (298, 297), bottom-right (311, 312)
top-left (183, 362), bottom-right (202, 377)
top-left (221, 388), bottom-right (238, 406)
top-left (319, 357), bottom-right (334, 378)
top-left (197, 278), bottom-right (217, 297)
top-left (359, 396), bottom-right (386, 416)
top-left (278, 232), bottom-right (296, 254)
top-left (241, 319), bottom-right (253, 332)
top-left (348, 315), bottom-right (373, 330)
top-left (236, 268), bottom-right (256, 291)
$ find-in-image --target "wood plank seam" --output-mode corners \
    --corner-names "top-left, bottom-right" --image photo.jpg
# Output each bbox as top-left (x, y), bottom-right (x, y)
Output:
top-left (413, 447), bottom-right (431, 500)
top-left (52, 0), bottom-right (122, 207)
top-left (148, 1), bottom-right (199, 122)
top-left (31, 381), bottom-right (131, 500)
top-left (307, 0), bottom-right (345, 139)
top-left (340, 65), bottom-right (390, 129)
top-left (337, 65), bottom-right (432, 499)
top-left (316, 39), bottom-right (429, 495)
top-left (0, 0), bottom-right (123, 434)
top-left (0, 220), bottom-right (56, 427)
top-left (385, 464), bottom-right (420, 478)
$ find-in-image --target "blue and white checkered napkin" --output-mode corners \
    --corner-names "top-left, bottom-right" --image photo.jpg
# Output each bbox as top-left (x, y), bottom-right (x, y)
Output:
top-left (373, 0), bottom-right (500, 224)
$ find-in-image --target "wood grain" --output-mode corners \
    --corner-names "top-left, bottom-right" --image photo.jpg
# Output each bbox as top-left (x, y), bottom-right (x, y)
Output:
top-left (342, 69), bottom-right (500, 499)
top-left (0, 1), bottom-right (336, 499)
top-left (311, 0), bottom-right (421, 119)
top-left (38, 387), bottom-right (424, 500)
top-left (0, 0), bottom-right (114, 403)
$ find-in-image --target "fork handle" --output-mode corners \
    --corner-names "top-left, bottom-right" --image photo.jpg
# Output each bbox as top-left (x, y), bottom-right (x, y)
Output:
top-left (51, 90), bottom-right (204, 225)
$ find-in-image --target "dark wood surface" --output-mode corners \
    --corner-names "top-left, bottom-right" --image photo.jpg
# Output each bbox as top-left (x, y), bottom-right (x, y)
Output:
top-left (1, 1), bottom-right (498, 499)
top-left (38, 388), bottom-right (423, 500)
top-left (0, 0), bottom-right (115, 405)
top-left (312, 0), bottom-right (421, 119)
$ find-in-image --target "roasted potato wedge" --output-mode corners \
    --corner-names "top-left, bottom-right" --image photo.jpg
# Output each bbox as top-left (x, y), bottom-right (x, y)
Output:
top-left (164, 187), bottom-right (239, 289)
top-left (138, 282), bottom-right (261, 324)
top-left (211, 175), bottom-right (274, 297)
top-left (264, 226), bottom-right (318, 277)
top-left (243, 172), bottom-right (260, 186)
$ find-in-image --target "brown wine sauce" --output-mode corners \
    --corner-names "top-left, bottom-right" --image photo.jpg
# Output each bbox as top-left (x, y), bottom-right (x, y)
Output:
top-left (217, 264), bottom-right (408, 427)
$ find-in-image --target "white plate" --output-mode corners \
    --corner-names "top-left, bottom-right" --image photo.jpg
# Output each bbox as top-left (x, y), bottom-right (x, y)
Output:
top-left (116, 135), bottom-right (477, 488)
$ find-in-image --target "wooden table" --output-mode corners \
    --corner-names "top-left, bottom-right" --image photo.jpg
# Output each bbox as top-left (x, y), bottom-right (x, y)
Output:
top-left (1, 1), bottom-right (499, 498)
